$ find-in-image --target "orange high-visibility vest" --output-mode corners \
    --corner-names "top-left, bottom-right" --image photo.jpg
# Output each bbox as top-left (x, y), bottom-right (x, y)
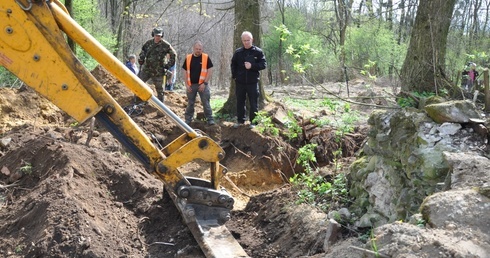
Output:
top-left (186, 53), bottom-right (209, 86)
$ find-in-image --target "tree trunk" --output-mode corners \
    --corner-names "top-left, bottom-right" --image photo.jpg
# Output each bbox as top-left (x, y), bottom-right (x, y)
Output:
top-left (113, 0), bottom-right (132, 59)
top-left (400, 0), bottom-right (456, 94)
top-left (219, 0), bottom-right (265, 117)
top-left (470, 0), bottom-right (482, 46)
top-left (65, 0), bottom-right (76, 54)
top-left (397, 0), bottom-right (406, 45)
top-left (334, 0), bottom-right (353, 81)
top-left (277, 0), bottom-right (286, 84)
top-left (387, 0), bottom-right (393, 30)
top-left (365, 0), bottom-right (374, 18)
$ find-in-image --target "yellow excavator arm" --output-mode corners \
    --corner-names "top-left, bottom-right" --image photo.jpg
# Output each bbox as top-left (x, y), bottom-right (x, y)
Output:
top-left (0, 1), bottom-right (247, 257)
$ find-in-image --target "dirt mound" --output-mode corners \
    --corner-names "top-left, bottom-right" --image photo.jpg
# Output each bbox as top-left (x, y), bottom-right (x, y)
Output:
top-left (0, 128), bottom-right (199, 257)
top-left (0, 87), bottom-right (66, 135)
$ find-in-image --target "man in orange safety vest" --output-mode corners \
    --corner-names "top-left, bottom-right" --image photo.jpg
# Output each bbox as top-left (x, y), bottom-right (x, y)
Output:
top-left (182, 40), bottom-right (215, 125)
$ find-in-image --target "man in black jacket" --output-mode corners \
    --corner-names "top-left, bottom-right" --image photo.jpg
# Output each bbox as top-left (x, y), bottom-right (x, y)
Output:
top-left (230, 31), bottom-right (267, 129)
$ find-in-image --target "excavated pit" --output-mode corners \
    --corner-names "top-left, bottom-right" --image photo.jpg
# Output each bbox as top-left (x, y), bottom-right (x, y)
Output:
top-left (0, 66), bottom-right (367, 257)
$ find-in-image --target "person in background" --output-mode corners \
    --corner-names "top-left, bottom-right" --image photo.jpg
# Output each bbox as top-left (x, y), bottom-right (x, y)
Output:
top-left (125, 54), bottom-right (139, 75)
top-left (165, 64), bottom-right (177, 91)
top-left (138, 27), bottom-right (176, 102)
top-left (462, 62), bottom-right (479, 91)
top-left (182, 40), bottom-right (215, 125)
top-left (230, 31), bottom-right (267, 129)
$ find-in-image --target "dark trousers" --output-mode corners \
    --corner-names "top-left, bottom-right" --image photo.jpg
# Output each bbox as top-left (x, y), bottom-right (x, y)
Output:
top-left (235, 82), bottom-right (259, 124)
top-left (185, 84), bottom-right (213, 123)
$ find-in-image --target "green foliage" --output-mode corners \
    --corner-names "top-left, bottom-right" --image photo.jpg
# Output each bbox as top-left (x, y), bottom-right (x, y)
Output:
top-left (397, 91), bottom-right (436, 108)
top-left (315, 99), bottom-right (357, 170)
top-left (210, 97), bottom-right (233, 121)
top-left (464, 52), bottom-right (489, 66)
top-left (370, 229), bottom-right (380, 257)
top-left (358, 228), bottom-right (372, 242)
top-left (210, 97), bottom-right (226, 111)
top-left (285, 39), bottom-right (320, 74)
top-left (446, 24), bottom-right (490, 83)
top-left (283, 111), bottom-right (302, 141)
top-left (296, 143), bottom-right (317, 171)
top-left (61, 0), bottom-right (117, 70)
top-left (397, 97), bottom-right (416, 108)
top-left (15, 245), bottom-right (25, 253)
top-left (275, 24), bottom-right (292, 41)
top-left (358, 228), bottom-right (381, 257)
top-left (290, 144), bottom-right (350, 211)
top-left (316, 98), bottom-right (359, 135)
top-left (290, 167), bottom-right (350, 212)
top-left (253, 111), bottom-right (279, 136)
top-left (0, 1), bottom-right (115, 86)
top-left (345, 19), bottom-right (407, 77)
top-left (338, 111), bottom-right (356, 135)
top-left (282, 97), bottom-right (324, 112)
top-left (19, 161), bottom-right (33, 175)
top-left (416, 218), bottom-right (426, 228)
top-left (360, 60), bottom-right (378, 82)
top-left (321, 98), bottom-right (340, 112)
top-left (263, 8), bottom-right (335, 83)
top-left (0, 67), bottom-right (22, 88)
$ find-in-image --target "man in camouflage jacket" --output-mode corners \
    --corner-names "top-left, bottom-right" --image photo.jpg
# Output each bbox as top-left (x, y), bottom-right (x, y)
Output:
top-left (138, 27), bottom-right (176, 102)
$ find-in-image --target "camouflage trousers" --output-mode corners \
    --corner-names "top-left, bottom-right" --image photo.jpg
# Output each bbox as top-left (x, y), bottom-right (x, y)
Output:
top-left (139, 70), bottom-right (165, 102)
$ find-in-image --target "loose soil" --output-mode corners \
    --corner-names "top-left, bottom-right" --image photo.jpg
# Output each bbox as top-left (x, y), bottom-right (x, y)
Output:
top-left (0, 66), bottom-right (389, 257)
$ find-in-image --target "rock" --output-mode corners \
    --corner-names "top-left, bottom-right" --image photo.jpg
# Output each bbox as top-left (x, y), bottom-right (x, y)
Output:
top-left (323, 219), bottom-right (340, 253)
top-left (425, 100), bottom-right (481, 124)
top-left (338, 208), bottom-right (351, 221)
top-left (0, 137), bottom-right (12, 148)
top-left (443, 152), bottom-right (490, 190)
top-left (356, 212), bottom-right (386, 228)
top-left (418, 95), bottom-right (446, 109)
top-left (420, 189), bottom-right (490, 234)
top-left (408, 213), bottom-right (424, 226)
top-left (349, 108), bottom-right (487, 227)
top-left (1, 166), bottom-right (10, 176)
top-left (437, 122), bottom-right (461, 136)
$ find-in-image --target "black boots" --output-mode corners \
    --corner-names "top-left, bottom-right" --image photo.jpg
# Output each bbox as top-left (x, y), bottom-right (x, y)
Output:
top-left (157, 91), bottom-right (164, 102)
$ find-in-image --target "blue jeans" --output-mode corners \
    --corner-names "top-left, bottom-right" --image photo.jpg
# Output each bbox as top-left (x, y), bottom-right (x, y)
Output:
top-left (235, 82), bottom-right (259, 124)
top-left (185, 84), bottom-right (214, 123)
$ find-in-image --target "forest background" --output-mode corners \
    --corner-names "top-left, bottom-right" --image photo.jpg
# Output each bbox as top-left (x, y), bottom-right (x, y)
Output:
top-left (0, 0), bottom-right (489, 99)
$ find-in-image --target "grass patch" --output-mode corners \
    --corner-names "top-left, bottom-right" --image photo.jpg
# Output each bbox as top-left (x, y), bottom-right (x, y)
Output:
top-left (210, 97), bottom-right (226, 111)
top-left (281, 97), bottom-right (326, 112)
top-left (210, 97), bottom-right (233, 121)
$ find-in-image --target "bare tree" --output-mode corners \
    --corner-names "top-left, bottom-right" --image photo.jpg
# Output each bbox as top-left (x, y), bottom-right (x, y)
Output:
top-left (400, 0), bottom-right (457, 94)
top-left (334, 0), bottom-right (354, 80)
top-left (469, 0), bottom-right (483, 47)
top-left (277, 0), bottom-right (287, 84)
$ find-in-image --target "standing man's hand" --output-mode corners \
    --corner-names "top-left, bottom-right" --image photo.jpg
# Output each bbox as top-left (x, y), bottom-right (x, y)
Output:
top-left (186, 85), bottom-right (192, 93)
top-left (198, 83), bottom-right (205, 92)
top-left (244, 62), bottom-right (252, 69)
